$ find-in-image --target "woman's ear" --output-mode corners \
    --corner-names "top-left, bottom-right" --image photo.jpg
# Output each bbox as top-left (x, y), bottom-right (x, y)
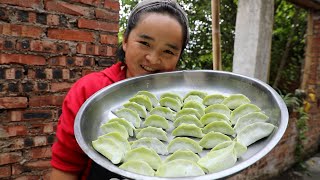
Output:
top-left (122, 37), bottom-right (128, 52)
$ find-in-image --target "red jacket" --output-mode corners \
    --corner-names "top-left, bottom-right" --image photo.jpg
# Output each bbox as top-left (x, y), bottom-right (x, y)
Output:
top-left (51, 62), bottom-right (126, 179)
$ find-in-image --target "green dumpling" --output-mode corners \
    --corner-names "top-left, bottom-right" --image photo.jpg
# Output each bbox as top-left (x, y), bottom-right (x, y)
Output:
top-left (131, 137), bottom-right (168, 155)
top-left (143, 114), bottom-right (169, 130)
top-left (199, 132), bottom-right (231, 149)
top-left (204, 104), bottom-right (231, 118)
top-left (167, 137), bottom-right (202, 154)
top-left (175, 108), bottom-right (201, 120)
top-left (100, 121), bottom-right (129, 139)
top-left (164, 150), bottom-right (200, 163)
top-left (159, 97), bottom-right (182, 112)
top-left (222, 94), bottom-right (251, 109)
top-left (92, 132), bottom-right (131, 164)
top-left (234, 112), bottom-right (269, 133)
top-left (230, 103), bottom-right (261, 125)
top-left (198, 143), bottom-right (237, 173)
top-left (136, 91), bottom-right (158, 107)
top-left (183, 101), bottom-right (205, 116)
top-left (160, 92), bottom-right (182, 103)
top-left (136, 126), bottom-right (168, 142)
top-left (236, 122), bottom-right (275, 146)
top-left (203, 94), bottom-right (226, 106)
top-left (123, 102), bottom-right (147, 119)
top-left (184, 90), bottom-right (208, 100)
top-left (114, 108), bottom-right (141, 128)
top-left (200, 112), bottom-right (231, 126)
top-left (172, 123), bottom-right (204, 138)
top-left (149, 106), bottom-right (175, 121)
top-left (129, 95), bottom-right (153, 111)
top-left (108, 118), bottom-right (135, 137)
top-left (155, 159), bottom-right (205, 177)
top-left (211, 141), bottom-right (247, 158)
top-left (124, 147), bottom-right (162, 170)
top-left (202, 121), bottom-right (235, 135)
top-left (119, 160), bottom-right (155, 176)
top-left (173, 115), bottom-right (203, 128)
top-left (183, 95), bottom-right (203, 104)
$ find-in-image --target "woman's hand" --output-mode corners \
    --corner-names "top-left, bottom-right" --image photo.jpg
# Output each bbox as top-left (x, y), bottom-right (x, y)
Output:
top-left (50, 168), bottom-right (78, 180)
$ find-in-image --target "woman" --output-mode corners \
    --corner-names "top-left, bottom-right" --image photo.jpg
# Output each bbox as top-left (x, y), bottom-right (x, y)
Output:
top-left (50, 0), bottom-right (190, 179)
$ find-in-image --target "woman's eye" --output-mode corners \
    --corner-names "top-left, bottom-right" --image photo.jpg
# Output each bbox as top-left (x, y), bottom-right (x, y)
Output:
top-left (164, 50), bottom-right (174, 55)
top-left (139, 41), bottom-right (150, 47)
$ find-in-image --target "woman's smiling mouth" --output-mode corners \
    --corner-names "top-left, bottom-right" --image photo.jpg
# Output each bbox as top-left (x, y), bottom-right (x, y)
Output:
top-left (141, 65), bottom-right (157, 72)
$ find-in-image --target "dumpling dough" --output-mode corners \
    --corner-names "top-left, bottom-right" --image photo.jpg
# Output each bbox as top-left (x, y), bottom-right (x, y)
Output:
top-left (136, 126), bottom-right (168, 142)
top-left (222, 94), bottom-right (251, 109)
top-left (202, 121), bottom-right (235, 136)
top-left (173, 115), bottom-right (203, 128)
top-left (129, 95), bottom-right (153, 111)
top-left (167, 137), bottom-right (203, 154)
top-left (234, 112), bottom-right (269, 133)
top-left (164, 150), bottom-right (200, 163)
top-left (155, 159), bottom-right (205, 177)
top-left (119, 160), bottom-right (155, 176)
top-left (136, 91), bottom-right (158, 107)
top-left (204, 104), bottom-right (231, 118)
top-left (108, 118), bottom-right (135, 137)
top-left (150, 106), bottom-right (175, 121)
top-left (203, 94), bottom-right (226, 106)
top-left (115, 108), bottom-right (141, 128)
top-left (100, 121), bottom-right (128, 139)
top-left (230, 103), bottom-right (261, 125)
top-left (143, 114), bottom-right (169, 130)
top-left (124, 147), bottom-right (162, 170)
top-left (92, 132), bottom-right (131, 164)
top-left (199, 132), bottom-right (231, 149)
top-left (131, 137), bottom-right (168, 155)
top-left (159, 97), bottom-right (182, 112)
top-left (200, 112), bottom-right (231, 126)
top-left (236, 122), bottom-right (275, 146)
top-left (172, 123), bottom-right (204, 138)
top-left (123, 102), bottom-right (147, 119)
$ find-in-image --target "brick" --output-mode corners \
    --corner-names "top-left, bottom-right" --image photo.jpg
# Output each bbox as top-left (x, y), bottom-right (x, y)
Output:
top-left (37, 82), bottom-right (49, 91)
top-left (26, 147), bottom-right (52, 159)
top-left (45, 0), bottom-right (91, 16)
top-left (51, 82), bottom-right (73, 92)
top-left (0, 165), bottom-right (11, 178)
top-left (0, 54), bottom-right (46, 65)
top-left (9, 110), bottom-right (22, 121)
top-left (22, 81), bottom-right (34, 92)
top-left (15, 175), bottom-right (40, 180)
top-left (0, 152), bottom-right (22, 165)
top-left (76, 43), bottom-right (114, 56)
top-left (95, 8), bottom-right (119, 21)
top-left (8, 82), bottom-right (19, 92)
top-left (29, 40), bottom-right (69, 54)
top-left (0, 38), bottom-right (16, 50)
top-left (0, 7), bottom-right (9, 21)
top-left (29, 123), bottom-right (55, 134)
top-left (34, 136), bottom-right (48, 146)
top-left (100, 34), bottom-right (118, 44)
top-left (47, 14), bottom-right (59, 26)
top-left (29, 95), bottom-right (65, 107)
top-left (23, 110), bottom-right (53, 120)
top-left (48, 28), bottom-right (94, 42)
top-left (0, 0), bottom-right (41, 8)
top-left (12, 164), bottom-right (31, 175)
top-left (69, 0), bottom-right (101, 7)
top-left (34, 68), bottom-right (46, 79)
top-left (0, 125), bottom-right (27, 138)
top-left (62, 69), bottom-right (70, 79)
top-left (104, 0), bottom-right (120, 11)
top-left (36, 13), bottom-right (47, 25)
top-left (0, 97), bottom-right (28, 109)
top-left (78, 18), bottom-right (118, 32)
top-left (17, 10), bottom-right (29, 22)
top-left (0, 24), bottom-right (43, 38)
top-left (26, 160), bottom-right (51, 169)
top-left (28, 12), bottom-right (37, 24)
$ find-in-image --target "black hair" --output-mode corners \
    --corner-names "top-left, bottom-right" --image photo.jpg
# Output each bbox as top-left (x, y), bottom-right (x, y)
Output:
top-left (117, 2), bottom-right (189, 62)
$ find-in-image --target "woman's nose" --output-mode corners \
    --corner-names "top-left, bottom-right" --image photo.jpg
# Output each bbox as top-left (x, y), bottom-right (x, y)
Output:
top-left (146, 51), bottom-right (160, 64)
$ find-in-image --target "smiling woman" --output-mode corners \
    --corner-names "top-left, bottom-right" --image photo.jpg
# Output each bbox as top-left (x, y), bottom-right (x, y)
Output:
top-left (50, 0), bottom-right (190, 180)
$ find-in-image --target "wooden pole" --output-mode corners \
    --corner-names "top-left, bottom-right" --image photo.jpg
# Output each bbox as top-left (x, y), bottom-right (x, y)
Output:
top-left (212, 0), bottom-right (222, 70)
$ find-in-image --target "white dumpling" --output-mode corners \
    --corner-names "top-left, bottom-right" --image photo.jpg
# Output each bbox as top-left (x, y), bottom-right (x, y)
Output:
top-left (183, 101), bottom-right (205, 116)
top-left (184, 90), bottom-right (208, 100)
top-left (172, 123), bottom-right (204, 138)
top-left (131, 137), bottom-right (168, 155)
top-left (222, 94), bottom-right (251, 109)
top-left (210, 141), bottom-right (247, 158)
top-left (136, 126), bottom-right (168, 142)
top-left (136, 91), bottom-right (158, 107)
top-left (202, 121), bottom-right (235, 136)
top-left (173, 115), bottom-right (203, 128)
top-left (199, 132), bottom-right (231, 149)
top-left (119, 160), bottom-right (155, 176)
top-left (175, 108), bottom-right (201, 120)
top-left (167, 137), bottom-right (202, 154)
top-left (92, 132), bottom-right (131, 164)
top-left (164, 150), bottom-right (200, 163)
top-left (100, 121), bottom-right (129, 139)
top-left (129, 95), bottom-right (153, 111)
top-left (124, 147), bottom-right (162, 170)
top-left (108, 118), bottom-right (135, 137)
top-left (200, 112), bottom-right (231, 126)
top-left (123, 102), bottom-right (147, 119)
top-left (159, 97), bottom-right (182, 112)
top-left (150, 106), bottom-right (175, 121)
top-left (115, 108), bottom-right (141, 128)
top-left (160, 92), bottom-right (182, 103)
top-left (183, 95), bottom-right (203, 104)
top-left (204, 104), bottom-right (231, 118)
top-left (143, 114), bottom-right (169, 130)
top-left (203, 94), bottom-right (226, 106)
top-left (234, 111), bottom-right (269, 134)
top-left (236, 122), bottom-right (275, 146)
top-left (198, 143), bottom-right (237, 173)
top-left (230, 103), bottom-right (261, 125)
top-left (155, 159), bottom-right (205, 177)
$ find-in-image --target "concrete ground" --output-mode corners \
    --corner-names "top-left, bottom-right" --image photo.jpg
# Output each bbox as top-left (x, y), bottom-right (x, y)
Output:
top-left (272, 153), bottom-right (320, 180)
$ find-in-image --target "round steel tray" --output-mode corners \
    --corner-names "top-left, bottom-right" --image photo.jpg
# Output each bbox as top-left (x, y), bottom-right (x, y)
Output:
top-left (74, 70), bottom-right (289, 180)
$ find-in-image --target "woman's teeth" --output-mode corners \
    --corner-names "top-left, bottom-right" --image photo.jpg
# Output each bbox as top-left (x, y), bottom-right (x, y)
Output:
top-left (141, 65), bottom-right (156, 72)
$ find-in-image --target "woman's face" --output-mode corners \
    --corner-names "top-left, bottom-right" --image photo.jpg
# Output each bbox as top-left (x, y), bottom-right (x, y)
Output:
top-left (123, 12), bottom-right (183, 78)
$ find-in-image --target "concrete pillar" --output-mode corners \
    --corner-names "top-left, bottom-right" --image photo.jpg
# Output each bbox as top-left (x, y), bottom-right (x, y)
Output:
top-left (232, 0), bottom-right (274, 82)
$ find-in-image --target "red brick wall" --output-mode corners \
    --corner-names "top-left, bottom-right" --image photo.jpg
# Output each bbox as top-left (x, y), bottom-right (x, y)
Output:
top-left (0, 0), bottom-right (119, 179)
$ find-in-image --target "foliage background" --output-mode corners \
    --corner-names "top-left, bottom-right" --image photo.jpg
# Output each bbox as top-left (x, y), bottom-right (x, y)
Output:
top-left (119, 0), bottom-right (307, 93)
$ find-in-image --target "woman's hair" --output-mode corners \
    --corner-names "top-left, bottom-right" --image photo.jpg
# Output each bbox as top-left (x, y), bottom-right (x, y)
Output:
top-left (117, 0), bottom-right (190, 62)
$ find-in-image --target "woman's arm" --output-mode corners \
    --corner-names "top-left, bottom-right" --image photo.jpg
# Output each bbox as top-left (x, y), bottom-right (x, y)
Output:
top-left (50, 168), bottom-right (78, 180)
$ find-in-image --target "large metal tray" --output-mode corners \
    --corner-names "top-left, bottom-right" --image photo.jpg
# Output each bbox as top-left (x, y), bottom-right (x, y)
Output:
top-left (74, 70), bottom-right (289, 180)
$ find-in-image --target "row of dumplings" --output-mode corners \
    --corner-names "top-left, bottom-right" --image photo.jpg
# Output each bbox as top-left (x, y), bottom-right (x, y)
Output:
top-left (92, 91), bottom-right (276, 177)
